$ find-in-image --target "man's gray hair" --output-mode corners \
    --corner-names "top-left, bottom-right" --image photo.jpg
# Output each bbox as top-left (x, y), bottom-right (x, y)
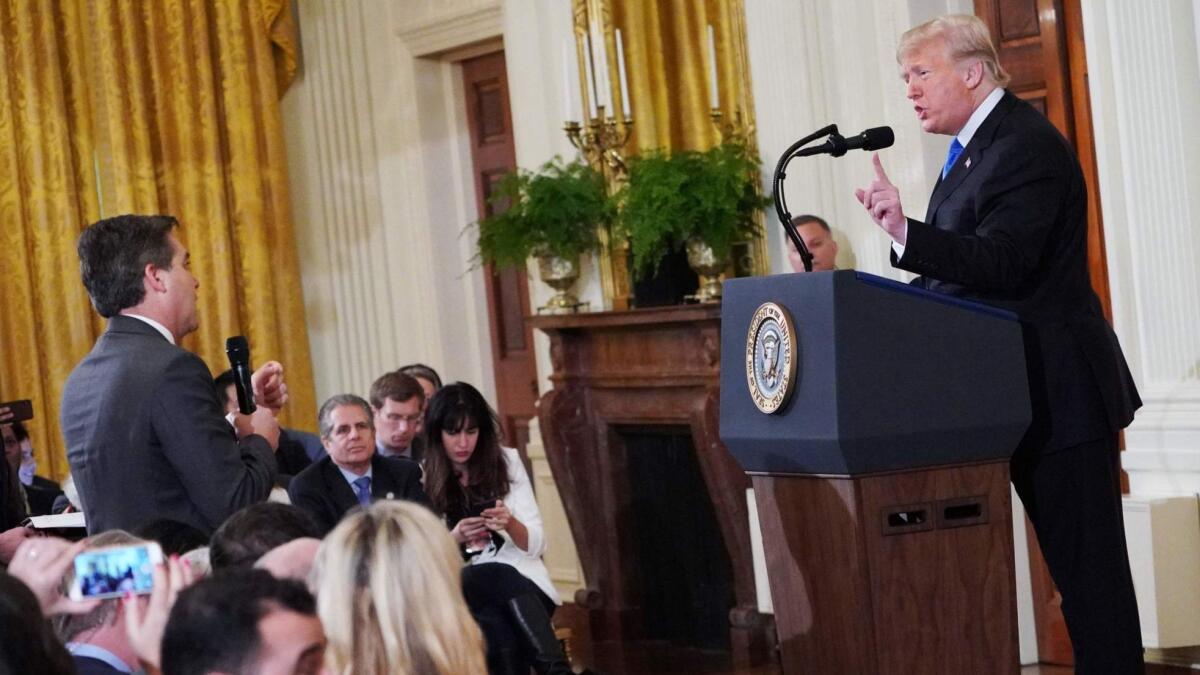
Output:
top-left (317, 394), bottom-right (375, 439)
top-left (897, 14), bottom-right (1011, 88)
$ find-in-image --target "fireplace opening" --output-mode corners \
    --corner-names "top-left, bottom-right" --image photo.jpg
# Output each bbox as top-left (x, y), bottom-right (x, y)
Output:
top-left (621, 426), bottom-right (734, 651)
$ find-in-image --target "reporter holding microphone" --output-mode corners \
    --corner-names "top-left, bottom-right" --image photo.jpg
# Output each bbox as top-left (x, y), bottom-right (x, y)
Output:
top-left (62, 215), bottom-right (283, 536)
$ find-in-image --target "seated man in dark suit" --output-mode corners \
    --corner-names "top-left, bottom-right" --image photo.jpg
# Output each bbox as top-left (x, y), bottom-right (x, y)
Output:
top-left (288, 394), bottom-right (428, 535)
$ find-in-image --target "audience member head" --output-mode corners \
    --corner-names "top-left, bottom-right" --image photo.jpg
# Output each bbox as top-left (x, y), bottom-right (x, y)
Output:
top-left (254, 537), bottom-right (321, 583)
top-left (51, 530), bottom-right (146, 671)
top-left (0, 427), bottom-right (27, 529)
top-left (316, 394), bottom-right (376, 475)
top-left (422, 382), bottom-right (509, 515)
top-left (896, 15), bottom-right (1008, 136)
top-left (787, 215), bottom-right (839, 273)
top-left (209, 503), bottom-right (321, 573)
top-left (11, 422), bottom-right (35, 487)
top-left (137, 519), bottom-right (211, 557)
top-left (0, 572), bottom-right (74, 675)
top-left (77, 215), bottom-right (199, 342)
top-left (162, 568), bottom-right (325, 675)
top-left (368, 372), bottom-right (425, 456)
top-left (2, 423), bottom-right (19, 472)
top-left (214, 369), bottom-right (239, 415)
top-left (311, 500), bottom-right (485, 675)
top-left (397, 363), bottom-right (443, 402)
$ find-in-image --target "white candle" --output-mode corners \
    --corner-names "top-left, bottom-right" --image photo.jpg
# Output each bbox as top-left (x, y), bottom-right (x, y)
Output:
top-left (707, 24), bottom-right (720, 110)
top-left (615, 28), bottom-right (631, 118)
top-left (582, 33), bottom-right (598, 119)
top-left (592, 24), bottom-right (610, 111)
top-left (562, 40), bottom-right (573, 121)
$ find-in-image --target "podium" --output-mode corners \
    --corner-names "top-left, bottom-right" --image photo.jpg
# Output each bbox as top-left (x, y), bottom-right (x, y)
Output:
top-left (720, 270), bottom-right (1031, 674)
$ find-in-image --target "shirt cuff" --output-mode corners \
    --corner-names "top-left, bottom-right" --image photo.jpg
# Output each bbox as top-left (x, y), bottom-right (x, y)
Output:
top-left (891, 222), bottom-right (908, 260)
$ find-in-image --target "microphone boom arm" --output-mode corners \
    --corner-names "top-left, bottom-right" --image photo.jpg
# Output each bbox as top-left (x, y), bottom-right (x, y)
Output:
top-left (773, 124), bottom-right (840, 273)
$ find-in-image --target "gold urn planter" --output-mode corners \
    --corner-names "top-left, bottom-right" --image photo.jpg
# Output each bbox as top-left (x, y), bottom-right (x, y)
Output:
top-left (536, 255), bottom-right (587, 314)
top-left (685, 237), bottom-right (727, 303)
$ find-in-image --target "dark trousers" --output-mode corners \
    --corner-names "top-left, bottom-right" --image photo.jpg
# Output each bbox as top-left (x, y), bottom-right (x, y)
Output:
top-left (1010, 435), bottom-right (1144, 674)
top-left (462, 563), bottom-right (556, 660)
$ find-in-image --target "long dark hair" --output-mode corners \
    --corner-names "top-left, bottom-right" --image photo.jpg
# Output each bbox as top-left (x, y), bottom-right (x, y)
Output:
top-left (422, 382), bottom-right (510, 517)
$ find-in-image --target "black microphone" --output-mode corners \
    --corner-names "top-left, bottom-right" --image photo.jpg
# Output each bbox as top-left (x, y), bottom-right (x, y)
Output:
top-left (225, 336), bottom-right (256, 415)
top-left (797, 126), bottom-right (894, 158)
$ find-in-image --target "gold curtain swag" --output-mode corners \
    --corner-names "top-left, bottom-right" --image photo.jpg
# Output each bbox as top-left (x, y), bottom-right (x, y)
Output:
top-left (0, 0), bottom-right (314, 481)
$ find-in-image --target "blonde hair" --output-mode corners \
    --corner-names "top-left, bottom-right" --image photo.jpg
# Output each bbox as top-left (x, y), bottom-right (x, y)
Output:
top-left (310, 501), bottom-right (486, 675)
top-left (898, 14), bottom-right (1011, 87)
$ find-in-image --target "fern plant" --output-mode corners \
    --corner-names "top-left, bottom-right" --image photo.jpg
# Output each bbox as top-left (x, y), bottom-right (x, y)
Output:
top-left (474, 158), bottom-right (615, 269)
top-left (616, 139), bottom-right (768, 279)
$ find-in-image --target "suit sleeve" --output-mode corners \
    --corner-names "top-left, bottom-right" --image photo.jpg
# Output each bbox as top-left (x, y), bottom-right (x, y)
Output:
top-left (287, 472), bottom-right (336, 536)
top-left (895, 133), bottom-right (1072, 291)
top-left (150, 353), bottom-right (277, 531)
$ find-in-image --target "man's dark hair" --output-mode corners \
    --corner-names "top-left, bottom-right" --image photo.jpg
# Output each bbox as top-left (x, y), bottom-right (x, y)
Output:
top-left (161, 569), bottom-right (316, 675)
top-left (10, 422), bottom-right (28, 442)
top-left (209, 503), bottom-right (320, 572)
top-left (398, 363), bottom-right (443, 391)
top-left (791, 214), bottom-right (831, 233)
top-left (136, 519), bottom-right (210, 557)
top-left (214, 369), bottom-right (237, 407)
top-left (77, 214), bottom-right (178, 317)
top-left (368, 371), bottom-right (425, 410)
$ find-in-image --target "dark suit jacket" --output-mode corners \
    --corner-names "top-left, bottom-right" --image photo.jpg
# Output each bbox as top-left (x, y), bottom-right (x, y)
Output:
top-left (895, 91), bottom-right (1140, 452)
top-left (72, 654), bottom-right (127, 675)
top-left (288, 453), bottom-right (429, 535)
top-left (61, 315), bottom-right (277, 535)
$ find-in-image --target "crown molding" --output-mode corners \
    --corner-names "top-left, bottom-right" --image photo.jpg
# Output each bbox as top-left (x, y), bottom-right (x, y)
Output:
top-left (396, 4), bottom-right (502, 58)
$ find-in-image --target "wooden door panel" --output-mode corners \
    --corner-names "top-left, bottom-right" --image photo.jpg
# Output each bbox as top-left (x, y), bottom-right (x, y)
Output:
top-left (462, 52), bottom-right (539, 461)
top-left (975, 0), bottom-right (1114, 665)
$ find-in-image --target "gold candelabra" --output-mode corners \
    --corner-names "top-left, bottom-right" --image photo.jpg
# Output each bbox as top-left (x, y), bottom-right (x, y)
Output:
top-left (564, 108), bottom-right (631, 184)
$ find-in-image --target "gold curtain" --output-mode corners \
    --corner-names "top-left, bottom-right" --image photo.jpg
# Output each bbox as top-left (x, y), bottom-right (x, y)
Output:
top-left (611, 0), bottom-right (755, 152)
top-left (0, 0), bottom-right (314, 481)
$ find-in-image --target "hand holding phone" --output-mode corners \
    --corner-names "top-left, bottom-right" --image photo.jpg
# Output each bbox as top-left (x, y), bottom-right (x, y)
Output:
top-left (69, 542), bottom-right (164, 601)
top-left (0, 399), bottom-right (34, 424)
top-left (8, 537), bottom-right (100, 615)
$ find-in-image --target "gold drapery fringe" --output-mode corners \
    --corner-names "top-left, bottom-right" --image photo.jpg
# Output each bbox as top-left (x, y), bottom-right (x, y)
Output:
top-left (0, 0), bottom-right (315, 481)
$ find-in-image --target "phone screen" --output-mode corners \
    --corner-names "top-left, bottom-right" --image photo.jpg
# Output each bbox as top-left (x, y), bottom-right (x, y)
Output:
top-left (70, 543), bottom-right (162, 600)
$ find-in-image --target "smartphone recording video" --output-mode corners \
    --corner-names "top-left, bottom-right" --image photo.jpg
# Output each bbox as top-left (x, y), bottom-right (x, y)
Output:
top-left (69, 542), bottom-right (163, 601)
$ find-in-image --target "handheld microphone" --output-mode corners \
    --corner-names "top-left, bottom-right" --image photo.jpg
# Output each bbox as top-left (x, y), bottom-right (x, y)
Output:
top-left (797, 126), bottom-right (894, 158)
top-left (225, 336), bottom-right (256, 415)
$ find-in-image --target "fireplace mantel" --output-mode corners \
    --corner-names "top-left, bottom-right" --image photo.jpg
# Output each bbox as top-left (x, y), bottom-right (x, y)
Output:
top-left (529, 304), bottom-right (771, 661)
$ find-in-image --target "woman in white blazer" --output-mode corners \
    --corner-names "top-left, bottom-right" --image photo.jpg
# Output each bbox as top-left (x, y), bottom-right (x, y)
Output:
top-left (423, 382), bottom-right (574, 675)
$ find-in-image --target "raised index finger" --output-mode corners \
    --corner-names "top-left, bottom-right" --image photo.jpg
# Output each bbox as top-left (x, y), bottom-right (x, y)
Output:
top-left (872, 153), bottom-right (891, 183)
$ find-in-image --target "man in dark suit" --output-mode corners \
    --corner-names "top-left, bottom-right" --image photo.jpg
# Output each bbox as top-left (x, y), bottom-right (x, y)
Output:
top-left (62, 215), bottom-right (284, 536)
top-left (856, 15), bottom-right (1142, 673)
top-left (288, 394), bottom-right (428, 535)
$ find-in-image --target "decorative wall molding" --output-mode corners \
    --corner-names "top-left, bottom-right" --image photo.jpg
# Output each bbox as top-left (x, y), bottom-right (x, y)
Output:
top-left (396, 3), bottom-right (503, 58)
top-left (1082, 0), bottom-right (1200, 496)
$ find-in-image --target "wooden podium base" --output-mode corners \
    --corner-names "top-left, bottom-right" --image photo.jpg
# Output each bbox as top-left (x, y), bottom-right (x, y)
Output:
top-left (751, 461), bottom-right (1018, 675)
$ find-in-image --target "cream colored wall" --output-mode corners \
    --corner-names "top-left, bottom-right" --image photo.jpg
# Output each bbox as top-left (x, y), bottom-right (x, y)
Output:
top-left (281, 0), bottom-right (497, 404)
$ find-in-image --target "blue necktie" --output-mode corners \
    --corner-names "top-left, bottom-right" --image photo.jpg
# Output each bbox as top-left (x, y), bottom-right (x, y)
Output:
top-left (353, 476), bottom-right (372, 506)
top-left (942, 138), bottom-right (964, 179)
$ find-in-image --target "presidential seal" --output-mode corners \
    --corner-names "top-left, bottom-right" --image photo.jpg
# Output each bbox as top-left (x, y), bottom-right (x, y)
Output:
top-left (745, 302), bottom-right (798, 414)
